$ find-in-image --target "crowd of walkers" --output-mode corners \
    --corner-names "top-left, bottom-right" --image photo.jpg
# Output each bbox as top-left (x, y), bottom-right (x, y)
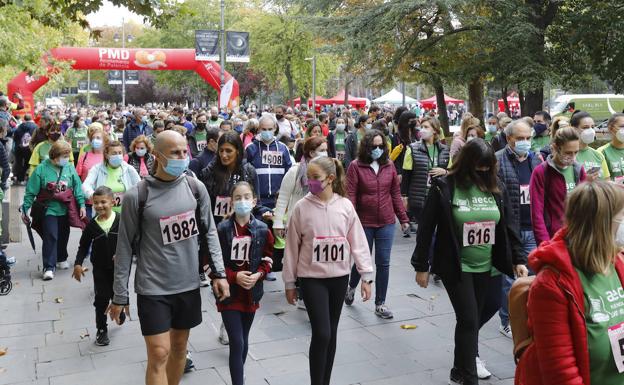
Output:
top-left (1, 93), bottom-right (624, 385)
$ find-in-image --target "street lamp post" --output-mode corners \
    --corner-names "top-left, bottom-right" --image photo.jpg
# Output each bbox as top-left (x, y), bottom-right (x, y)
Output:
top-left (113, 18), bottom-right (133, 107)
top-left (305, 56), bottom-right (316, 117)
top-left (219, 0), bottom-right (225, 107)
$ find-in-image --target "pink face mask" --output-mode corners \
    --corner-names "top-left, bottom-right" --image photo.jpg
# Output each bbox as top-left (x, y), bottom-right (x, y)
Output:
top-left (308, 179), bottom-right (326, 195)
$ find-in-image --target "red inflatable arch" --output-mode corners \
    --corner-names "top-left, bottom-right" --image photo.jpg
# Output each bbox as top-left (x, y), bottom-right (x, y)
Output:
top-left (7, 47), bottom-right (240, 116)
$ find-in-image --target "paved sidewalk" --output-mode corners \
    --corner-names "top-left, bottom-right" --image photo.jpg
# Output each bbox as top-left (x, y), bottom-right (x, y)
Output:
top-left (0, 219), bottom-right (517, 385)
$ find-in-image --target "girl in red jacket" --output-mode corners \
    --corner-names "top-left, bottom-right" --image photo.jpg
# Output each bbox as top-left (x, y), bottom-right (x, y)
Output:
top-left (216, 182), bottom-right (274, 385)
top-left (519, 181), bottom-right (624, 385)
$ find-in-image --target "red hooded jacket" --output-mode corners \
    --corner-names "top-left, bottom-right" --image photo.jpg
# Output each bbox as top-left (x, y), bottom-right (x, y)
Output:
top-left (517, 228), bottom-right (624, 385)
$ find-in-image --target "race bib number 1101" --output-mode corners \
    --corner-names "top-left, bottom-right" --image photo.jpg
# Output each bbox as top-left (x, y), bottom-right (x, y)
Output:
top-left (313, 236), bottom-right (347, 263)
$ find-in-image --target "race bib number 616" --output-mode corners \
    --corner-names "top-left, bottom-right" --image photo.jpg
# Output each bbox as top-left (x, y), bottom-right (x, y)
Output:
top-left (462, 221), bottom-right (495, 247)
top-left (160, 210), bottom-right (199, 245)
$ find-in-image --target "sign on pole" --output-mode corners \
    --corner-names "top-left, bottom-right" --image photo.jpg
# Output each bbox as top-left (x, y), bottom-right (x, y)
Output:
top-left (108, 70), bottom-right (122, 85)
top-left (60, 87), bottom-right (70, 96)
top-left (125, 71), bottom-right (139, 85)
top-left (78, 81), bottom-right (88, 93)
top-left (195, 30), bottom-right (220, 61)
top-left (89, 81), bottom-right (100, 94)
top-left (226, 31), bottom-right (250, 63)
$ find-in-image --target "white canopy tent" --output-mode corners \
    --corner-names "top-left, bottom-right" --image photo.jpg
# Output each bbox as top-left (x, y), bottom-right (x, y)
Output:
top-left (372, 88), bottom-right (417, 105)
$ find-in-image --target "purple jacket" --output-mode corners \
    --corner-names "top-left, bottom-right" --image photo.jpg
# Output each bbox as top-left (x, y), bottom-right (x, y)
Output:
top-left (346, 159), bottom-right (409, 228)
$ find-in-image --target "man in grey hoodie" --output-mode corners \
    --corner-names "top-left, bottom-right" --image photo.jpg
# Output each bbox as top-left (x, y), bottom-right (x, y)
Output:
top-left (108, 131), bottom-right (229, 385)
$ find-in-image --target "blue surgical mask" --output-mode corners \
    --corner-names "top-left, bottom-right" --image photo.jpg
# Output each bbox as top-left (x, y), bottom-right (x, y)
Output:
top-left (234, 200), bottom-right (254, 216)
top-left (163, 156), bottom-right (189, 177)
top-left (487, 124), bottom-right (498, 133)
top-left (58, 157), bottom-right (69, 167)
top-left (91, 138), bottom-right (103, 149)
top-left (260, 130), bottom-right (274, 142)
top-left (514, 140), bottom-right (532, 156)
top-left (371, 147), bottom-right (384, 160)
top-left (108, 154), bottom-right (123, 167)
top-left (365, 124), bottom-right (372, 130)
top-left (136, 148), bottom-right (147, 157)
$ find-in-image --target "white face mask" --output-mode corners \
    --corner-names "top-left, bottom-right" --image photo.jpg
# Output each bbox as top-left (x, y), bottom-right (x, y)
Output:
top-left (314, 151), bottom-right (328, 158)
top-left (616, 221), bottom-right (624, 248)
top-left (616, 128), bottom-right (624, 143)
top-left (580, 128), bottom-right (596, 144)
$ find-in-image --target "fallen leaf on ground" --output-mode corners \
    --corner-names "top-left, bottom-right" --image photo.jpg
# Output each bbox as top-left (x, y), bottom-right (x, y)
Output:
top-left (0, 368), bottom-right (6, 374)
top-left (0, 347), bottom-right (7, 356)
top-left (400, 324), bottom-right (417, 330)
top-left (79, 332), bottom-right (90, 339)
top-left (54, 297), bottom-right (64, 303)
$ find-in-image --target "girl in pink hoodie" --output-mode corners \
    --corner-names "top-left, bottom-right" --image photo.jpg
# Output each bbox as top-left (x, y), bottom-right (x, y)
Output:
top-left (283, 156), bottom-right (374, 385)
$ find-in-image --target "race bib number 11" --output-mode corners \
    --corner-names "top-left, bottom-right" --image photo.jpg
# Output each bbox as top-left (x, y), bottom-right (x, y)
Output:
top-left (160, 210), bottom-right (199, 245)
top-left (313, 236), bottom-right (347, 263)
top-left (231, 236), bottom-right (252, 262)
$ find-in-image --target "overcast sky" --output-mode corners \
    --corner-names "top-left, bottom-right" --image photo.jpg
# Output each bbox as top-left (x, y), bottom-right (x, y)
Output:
top-left (86, 1), bottom-right (146, 28)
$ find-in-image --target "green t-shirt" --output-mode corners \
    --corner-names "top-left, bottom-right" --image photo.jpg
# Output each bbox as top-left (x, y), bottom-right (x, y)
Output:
top-left (484, 131), bottom-right (496, 142)
top-left (599, 143), bottom-right (624, 184)
top-left (452, 185), bottom-right (501, 273)
top-left (531, 135), bottom-right (550, 153)
top-left (577, 147), bottom-right (610, 180)
top-left (95, 211), bottom-right (116, 233)
top-left (560, 166), bottom-right (577, 194)
top-left (66, 127), bottom-right (88, 152)
top-left (37, 141), bottom-right (52, 162)
top-left (576, 265), bottom-right (624, 385)
top-left (105, 166), bottom-right (125, 213)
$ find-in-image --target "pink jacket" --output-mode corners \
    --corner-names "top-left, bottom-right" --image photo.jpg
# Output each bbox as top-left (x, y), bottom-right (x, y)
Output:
top-left (283, 193), bottom-right (374, 289)
top-left (76, 151), bottom-right (104, 182)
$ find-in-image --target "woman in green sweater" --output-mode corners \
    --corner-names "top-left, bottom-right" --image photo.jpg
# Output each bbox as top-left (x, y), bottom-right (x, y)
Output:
top-left (21, 141), bottom-right (86, 281)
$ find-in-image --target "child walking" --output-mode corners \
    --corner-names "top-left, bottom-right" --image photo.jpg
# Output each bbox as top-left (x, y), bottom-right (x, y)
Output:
top-left (72, 185), bottom-right (126, 346)
top-left (283, 156), bottom-right (374, 385)
top-left (216, 181), bottom-right (274, 385)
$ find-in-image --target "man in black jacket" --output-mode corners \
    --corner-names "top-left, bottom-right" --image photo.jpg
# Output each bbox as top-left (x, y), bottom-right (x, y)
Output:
top-left (494, 119), bottom-right (542, 339)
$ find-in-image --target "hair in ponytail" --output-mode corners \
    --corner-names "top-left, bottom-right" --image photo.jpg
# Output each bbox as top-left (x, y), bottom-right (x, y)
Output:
top-left (309, 156), bottom-right (346, 197)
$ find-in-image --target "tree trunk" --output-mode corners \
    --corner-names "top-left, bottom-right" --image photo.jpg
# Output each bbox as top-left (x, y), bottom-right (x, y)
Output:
top-left (344, 80), bottom-right (350, 107)
top-left (285, 63), bottom-right (294, 109)
top-left (432, 76), bottom-right (450, 137)
top-left (518, 89), bottom-right (526, 117)
top-left (502, 86), bottom-right (510, 116)
top-left (468, 77), bottom-right (484, 121)
top-left (524, 88), bottom-right (544, 117)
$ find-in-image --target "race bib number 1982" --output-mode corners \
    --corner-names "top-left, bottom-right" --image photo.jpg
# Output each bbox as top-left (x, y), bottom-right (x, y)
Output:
top-left (160, 210), bottom-right (199, 245)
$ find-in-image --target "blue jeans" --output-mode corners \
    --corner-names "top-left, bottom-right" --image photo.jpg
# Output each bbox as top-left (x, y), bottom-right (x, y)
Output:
top-left (41, 215), bottom-right (70, 272)
top-left (348, 223), bottom-right (395, 306)
top-left (499, 230), bottom-right (536, 326)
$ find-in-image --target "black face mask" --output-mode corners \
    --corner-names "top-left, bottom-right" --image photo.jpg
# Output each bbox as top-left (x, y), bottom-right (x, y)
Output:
top-left (210, 115), bottom-right (219, 121)
top-left (275, 114), bottom-right (284, 120)
top-left (49, 132), bottom-right (61, 141)
top-left (196, 122), bottom-right (207, 131)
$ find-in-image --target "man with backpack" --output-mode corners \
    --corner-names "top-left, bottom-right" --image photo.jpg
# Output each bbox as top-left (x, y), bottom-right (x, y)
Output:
top-left (108, 130), bottom-right (230, 385)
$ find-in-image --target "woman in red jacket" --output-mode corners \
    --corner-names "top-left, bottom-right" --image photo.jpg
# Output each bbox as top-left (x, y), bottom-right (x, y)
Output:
top-left (345, 130), bottom-right (410, 319)
top-left (518, 180), bottom-right (624, 385)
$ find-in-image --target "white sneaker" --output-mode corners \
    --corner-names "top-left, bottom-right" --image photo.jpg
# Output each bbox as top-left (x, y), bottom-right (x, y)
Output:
top-left (218, 322), bottom-right (229, 345)
top-left (57, 261), bottom-right (70, 270)
top-left (296, 298), bottom-right (306, 310)
top-left (499, 324), bottom-right (513, 339)
top-left (199, 273), bottom-right (210, 287)
top-left (42, 270), bottom-right (54, 281)
top-left (476, 357), bottom-right (492, 379)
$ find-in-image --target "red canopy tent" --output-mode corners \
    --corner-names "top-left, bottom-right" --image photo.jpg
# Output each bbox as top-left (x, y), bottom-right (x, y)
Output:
top-left (291, 97), bottom-right (332, 107)
top-left (326, 90), bottom-right (368, 108)
top-left (419, 94), bottom-right (465, 109)
top-left (498, 97), bottom-right (520, 112)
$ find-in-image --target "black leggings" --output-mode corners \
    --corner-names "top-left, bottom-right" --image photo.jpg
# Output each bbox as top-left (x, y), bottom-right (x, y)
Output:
top-left (221, 310), bottom-right (255, 385)
top-left (93, 267), bottom-right (114, 330)
top-left (442, 271), bottom-right (490, 385)
top-left (300, 275), bottom-right (348, 385)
